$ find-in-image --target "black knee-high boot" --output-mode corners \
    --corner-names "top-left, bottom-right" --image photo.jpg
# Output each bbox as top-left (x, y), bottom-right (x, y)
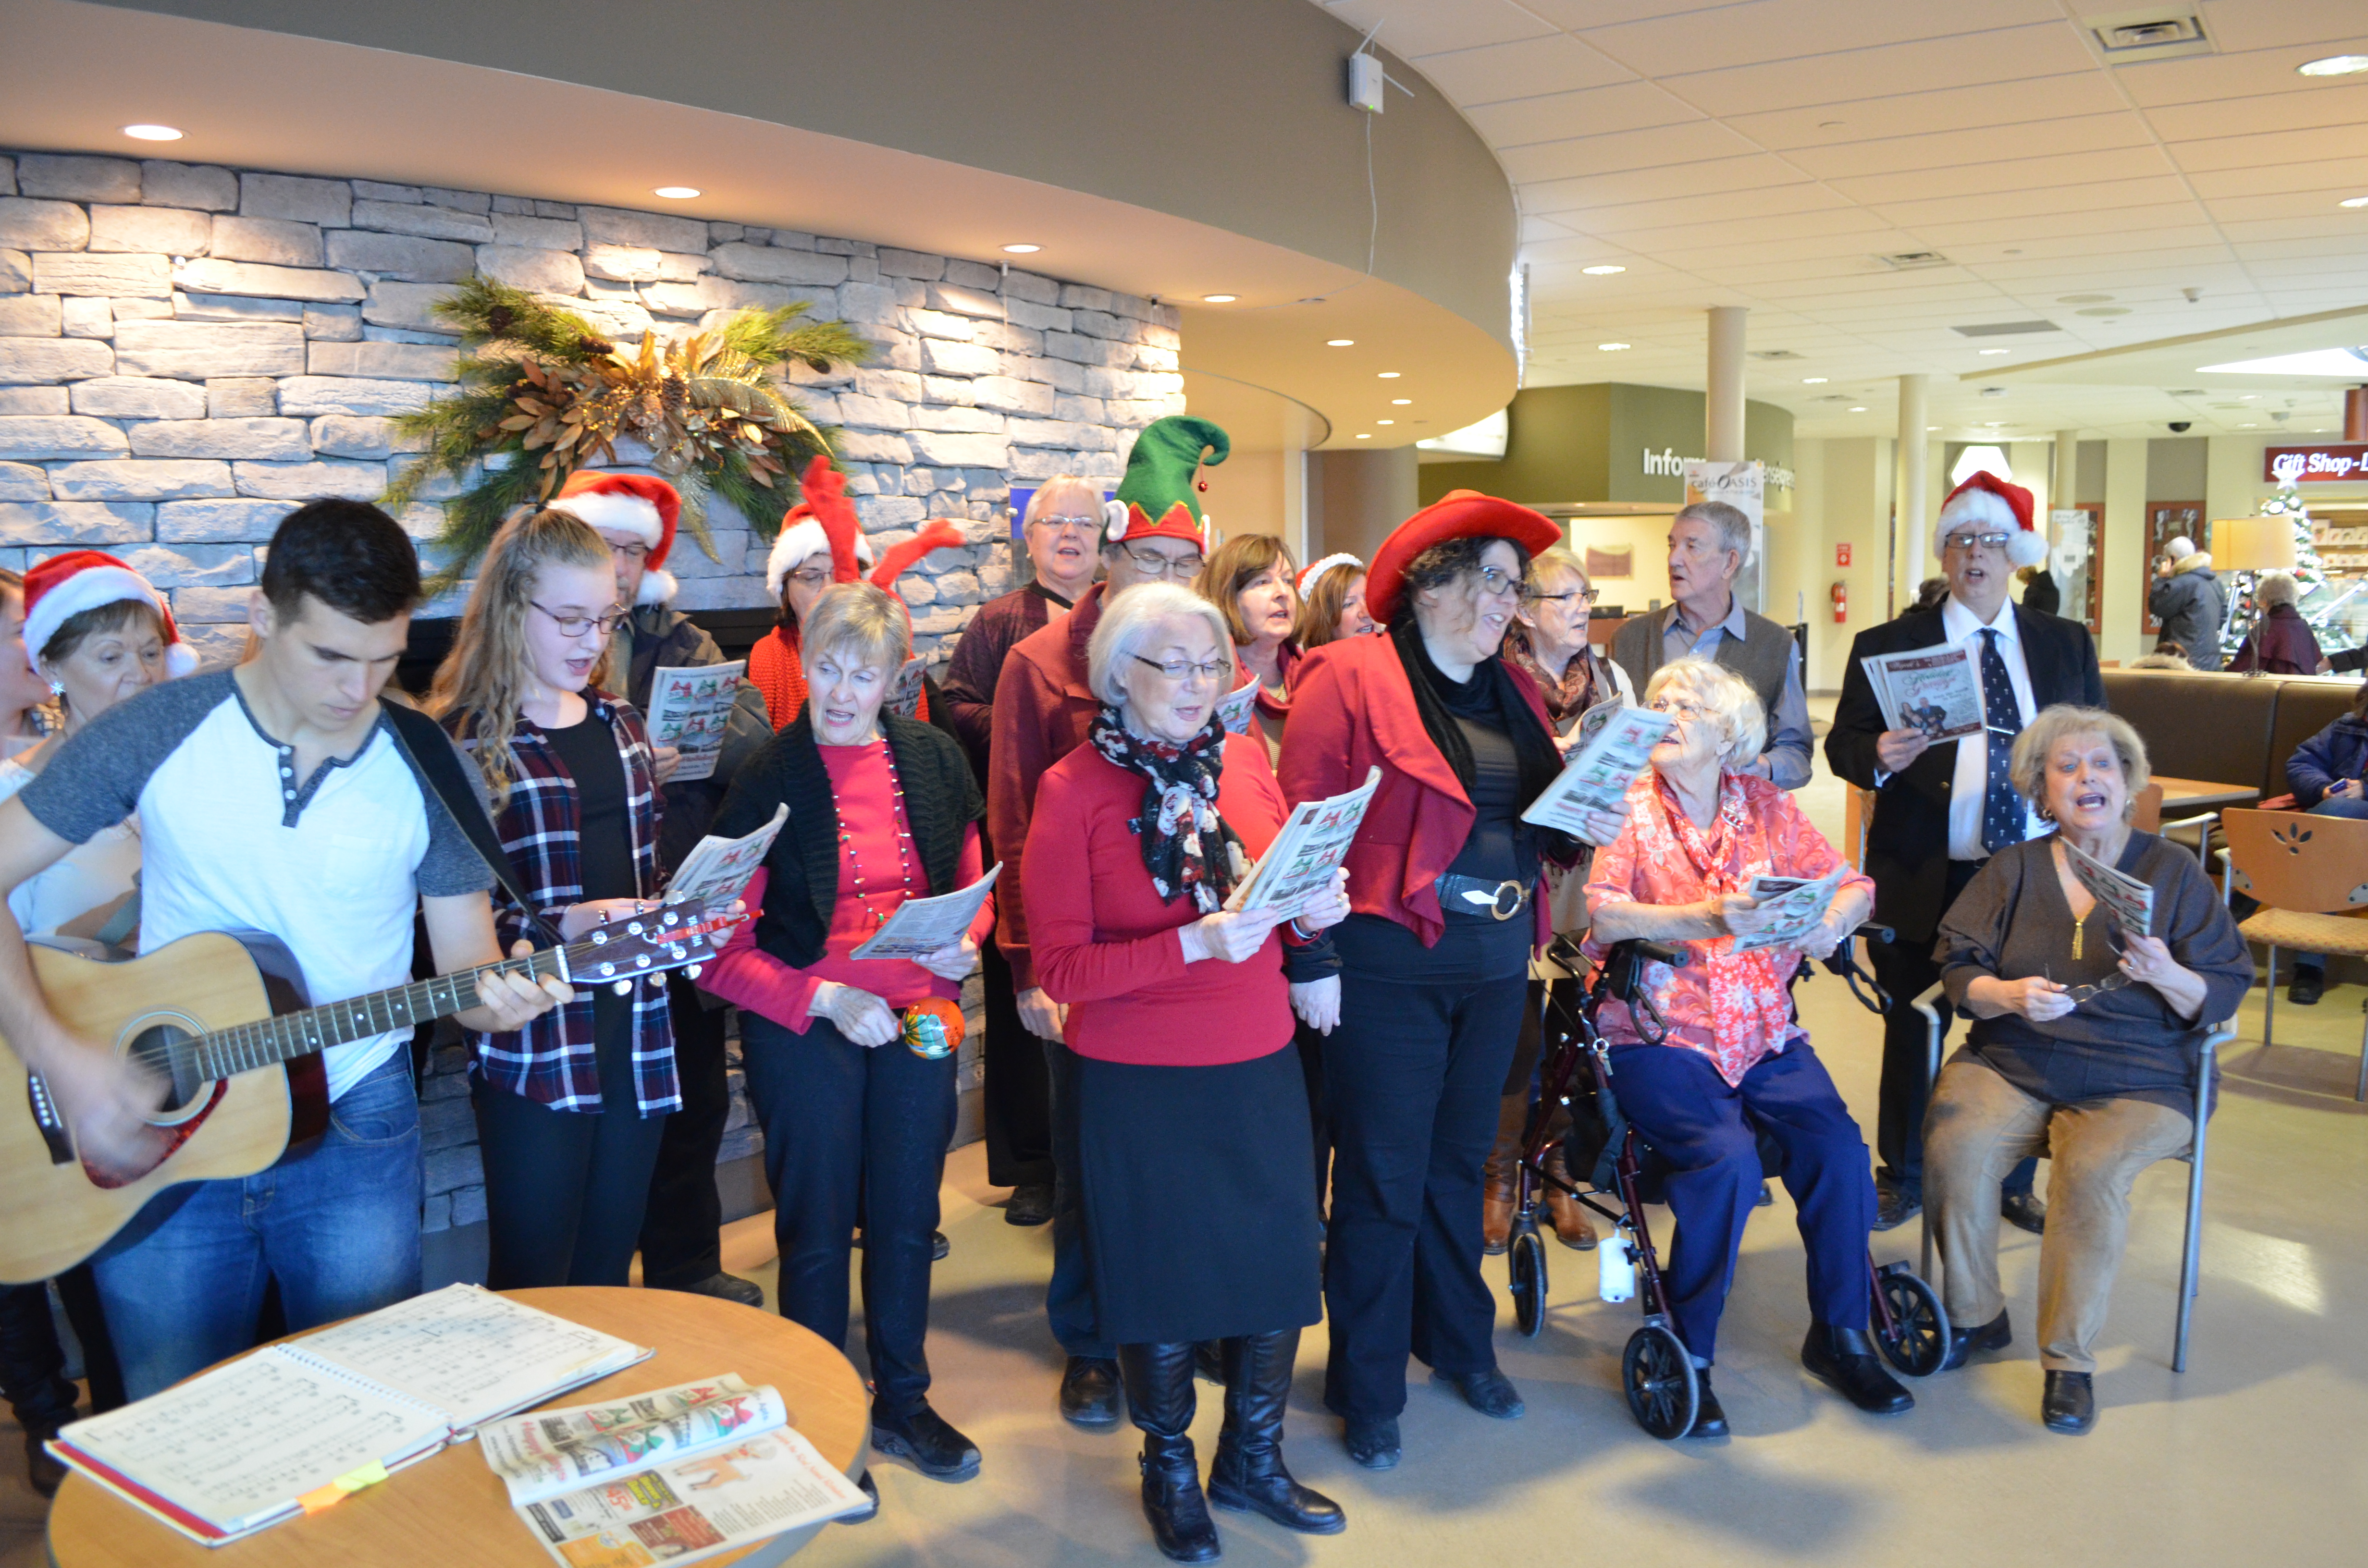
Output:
top-left (1208, 1329), bottom-right (1344, 1534)
top-left (1118, 1342), bottom-right (1220, 1563)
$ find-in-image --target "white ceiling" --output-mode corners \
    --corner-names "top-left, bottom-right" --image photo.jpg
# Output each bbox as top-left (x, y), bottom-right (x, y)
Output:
top-left (1314, 0), bottom-right (2368, 442)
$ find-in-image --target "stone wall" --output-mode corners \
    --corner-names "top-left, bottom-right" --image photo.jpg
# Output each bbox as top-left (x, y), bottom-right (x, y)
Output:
top-left (0, 148), bottom-right (1185, 667)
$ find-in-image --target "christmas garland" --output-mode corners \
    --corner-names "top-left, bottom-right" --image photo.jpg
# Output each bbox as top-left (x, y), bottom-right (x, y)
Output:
top-left (382, 278), bottom-right (871, 590)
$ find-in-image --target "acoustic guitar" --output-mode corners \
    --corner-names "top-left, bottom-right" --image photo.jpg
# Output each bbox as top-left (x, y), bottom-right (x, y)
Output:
top-left (0, 905), bottom-right (735, 1284)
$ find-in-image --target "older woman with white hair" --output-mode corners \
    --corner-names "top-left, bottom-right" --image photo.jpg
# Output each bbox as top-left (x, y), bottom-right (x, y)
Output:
top-left (1584, 656), bottom-right (1909, 1436)
top-left (1024, 581), bottom-right (1351, 1563)
top-left (1926, 705), bottom-right (2248, 1436)
top-left (2231, 570), bottom-right (2327, 675)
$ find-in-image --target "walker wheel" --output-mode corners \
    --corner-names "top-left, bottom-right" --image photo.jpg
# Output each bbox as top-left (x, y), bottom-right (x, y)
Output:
top-left (1622, 1323), bottom-right (1700, 1439)
top-left (1508, 1228), bottom-right (1549, 1338)
top-left (1875, 1266), bottom-right (1951, 1377)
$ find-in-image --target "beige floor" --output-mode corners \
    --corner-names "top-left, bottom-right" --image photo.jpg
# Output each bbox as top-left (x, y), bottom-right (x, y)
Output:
top-left (10, 756), bottom-right (2366, 1566)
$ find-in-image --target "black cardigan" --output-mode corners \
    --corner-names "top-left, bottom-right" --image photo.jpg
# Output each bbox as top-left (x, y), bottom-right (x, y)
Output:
top-left (711, 706), bottom-right (985, 970)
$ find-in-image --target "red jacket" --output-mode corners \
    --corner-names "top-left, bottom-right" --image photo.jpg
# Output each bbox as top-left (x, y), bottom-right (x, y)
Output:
top-left (987, 580), bottom-right (1108, 989)
top-left (1279, 632), bottom-right (1555, 950)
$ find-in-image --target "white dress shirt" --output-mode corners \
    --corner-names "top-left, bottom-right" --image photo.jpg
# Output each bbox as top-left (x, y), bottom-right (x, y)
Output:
top-left (1939, 595), bottom-right (2042, 860)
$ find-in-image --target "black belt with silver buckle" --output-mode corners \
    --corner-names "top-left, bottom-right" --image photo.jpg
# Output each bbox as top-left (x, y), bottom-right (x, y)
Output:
top-left (1436, 873), bottom-right (1529, 921)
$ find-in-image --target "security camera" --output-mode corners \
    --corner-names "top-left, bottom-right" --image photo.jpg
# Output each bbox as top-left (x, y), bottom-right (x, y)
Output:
top-left (2168, 421), bottom-right (2191, 433)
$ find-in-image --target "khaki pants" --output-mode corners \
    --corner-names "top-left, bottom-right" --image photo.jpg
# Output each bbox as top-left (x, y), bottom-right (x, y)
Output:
top-left (1924, 1058), bottom-right (2193, 1373)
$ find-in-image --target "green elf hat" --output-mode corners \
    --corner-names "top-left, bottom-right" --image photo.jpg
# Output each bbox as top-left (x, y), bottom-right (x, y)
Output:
top-left (1107, 415), bottom-right (1229, 548)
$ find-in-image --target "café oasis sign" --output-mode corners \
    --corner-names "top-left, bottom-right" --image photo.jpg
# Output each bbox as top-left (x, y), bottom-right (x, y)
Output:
top-left (2266, 443), bottom-right (2368, 483)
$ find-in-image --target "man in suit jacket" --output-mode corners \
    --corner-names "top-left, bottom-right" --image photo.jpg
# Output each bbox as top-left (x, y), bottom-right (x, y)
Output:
top-left (1826, 472), bottom-right (2103, 1231)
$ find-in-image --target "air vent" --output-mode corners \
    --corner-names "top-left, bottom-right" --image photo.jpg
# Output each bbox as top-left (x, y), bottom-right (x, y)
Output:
top-left (2085, 9), bottom-right (2213, 63)
top-left (1749, 349), bottom-right (1804, 360)
top-left (2167, 388), bottom-right (2205, 396)
top-left (1875, 251), bottom-right (1951, 270)
top-left (1814, 394), bottom-right (1855, 404)
top-left (1953, 320), bottom-right (2060, 338)
top-left (1979, 386), bottom-right (2009, 398)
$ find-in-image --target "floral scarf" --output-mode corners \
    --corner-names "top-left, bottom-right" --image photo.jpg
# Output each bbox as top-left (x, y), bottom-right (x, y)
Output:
top-left (1088, 706), bottom-right (1242, 912)
top-left (1503, 622), bottom-right (1606, 727)
top-left (1630, 771), bottom-right (1796, 1081)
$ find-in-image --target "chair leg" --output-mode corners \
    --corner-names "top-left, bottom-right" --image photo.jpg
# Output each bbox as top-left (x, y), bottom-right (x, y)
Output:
top-left (2263, 943), bottom-right (2276, 1051)
top-left (2355, 1004), bottom-right (2368, 1103)
top-left (2173, 1038), bottom-right (2217, 1375)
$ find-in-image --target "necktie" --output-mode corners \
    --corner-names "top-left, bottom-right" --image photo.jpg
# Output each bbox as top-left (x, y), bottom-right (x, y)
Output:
top-left (1978, 627), bottom-right (2025, 854)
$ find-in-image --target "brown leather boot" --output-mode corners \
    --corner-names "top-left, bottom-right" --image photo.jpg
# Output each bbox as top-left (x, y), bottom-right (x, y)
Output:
top-left (1481, 1093), bottom-right (1526, 1255)
top-left (1542, 1145), bottom-right (1598, 1251)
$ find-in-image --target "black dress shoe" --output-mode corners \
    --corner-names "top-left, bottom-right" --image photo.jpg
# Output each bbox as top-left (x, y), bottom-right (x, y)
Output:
top-left (25, 1429), bottom-right (66, 1499)
top-left (2042, 1370), bottom-right (2097, 1434)
top-left (1939, 1308), bottom-right (2013, 1372)
top-left (1059, 1355), bottom-right (1124, 1428)
top-left (1343, 1415), bottom-right (1400, 1470)
top-left (665, 1271), bottom-right (764, 1308)
top-left (2001, 1190), bottom-right (2047, 1236)
top-left (1443, 1366), bottom-right (1525, 1419)
top-left (871, 1401), bottom-right (981, 1480)
top-left (1801, 1324), bottom-right (1915, 1415)
top-left (1005, 1181), bottom-right (1054, 1226)
top-left (2288, 969), bottom-right (2325, 1006)
top-left (1873, 1179), bottom-right (1921, 1232)
top-left (1685, 1372), bottom-right (1729, 1439)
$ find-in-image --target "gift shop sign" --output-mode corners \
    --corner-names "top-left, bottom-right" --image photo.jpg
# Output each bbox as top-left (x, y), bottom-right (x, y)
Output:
top-left (2265, 443), bottom-right (2368, 483)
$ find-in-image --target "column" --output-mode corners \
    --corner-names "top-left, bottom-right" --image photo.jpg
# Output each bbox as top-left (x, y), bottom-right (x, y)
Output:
top-left (1706, 306), bottom-right (1747, 462)
top-left (1897, 374), bottom-right (1929, 590)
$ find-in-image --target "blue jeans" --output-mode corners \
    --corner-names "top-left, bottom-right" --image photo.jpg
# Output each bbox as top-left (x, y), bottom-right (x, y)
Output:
top-left (92, 1052), bottom-right (424, 1399)
top-left (2289, 796), bottom-right (2368, 976)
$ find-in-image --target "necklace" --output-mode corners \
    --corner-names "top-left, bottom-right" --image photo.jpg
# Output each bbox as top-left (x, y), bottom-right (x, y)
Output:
top-left (841, 741), bottom-right (915, 928)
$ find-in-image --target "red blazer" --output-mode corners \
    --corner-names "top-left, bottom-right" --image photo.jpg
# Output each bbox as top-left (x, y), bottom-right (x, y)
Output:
top-left (987, 581), bottom-right (1107, 990)
top-left (1024, 732), bottom-right (1294, 1066)
top-left (1279, 633), bottom-right (1554, 949)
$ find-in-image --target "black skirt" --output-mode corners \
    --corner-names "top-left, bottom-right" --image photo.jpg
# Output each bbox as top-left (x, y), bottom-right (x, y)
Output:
top-left (1074, 1044), bottom-right (1323, 1345)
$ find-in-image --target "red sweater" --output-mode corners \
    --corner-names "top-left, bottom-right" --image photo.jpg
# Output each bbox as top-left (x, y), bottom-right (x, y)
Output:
top-left (988, 580), bottom-right (1108, 989)
top-left (1023, 732), bottom-right (1295, 1066)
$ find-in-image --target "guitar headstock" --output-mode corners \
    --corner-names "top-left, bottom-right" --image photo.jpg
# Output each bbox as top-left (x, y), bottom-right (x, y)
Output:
top-left (564, 904), bottom-right (741, 989)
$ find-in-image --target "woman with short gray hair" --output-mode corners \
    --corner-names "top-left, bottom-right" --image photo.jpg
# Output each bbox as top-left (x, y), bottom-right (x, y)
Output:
top-left (2232, 570), bottom-right (2327, 674)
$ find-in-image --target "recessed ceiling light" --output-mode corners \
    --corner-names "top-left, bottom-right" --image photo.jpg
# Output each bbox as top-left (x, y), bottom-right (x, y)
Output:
top-left (1849, 406), bottom-right (1868, 413)
top-left (1581, 265), bottom-right (1626, 275)
top-left (2058, 293), bottom-right (2113, 304)
top-left (1001, 243), bottom-right (1041, 254)
top-left (1803, 377), bottom-right (1828, 384)
top-left (1986, 421), bottom-right (2005, 428)
top-left (1201, 294), bottom-right (1237, 303)
top-left (1979, 348), bottom-right (2012, 355)
top-left (652, 186), bottom-right (701, 199)
top-left (2298, 55), bottom-right (2368, 77)
top-left (2342, 196), bottom-right (2368, 209)
top-left (2076, 306), bottom-right (2130, 317)
top-left (1378, 371), bottom-right (1401, 379)
top-left (122, 124), bottom-right (182, 141)
top-left (1598, 342), bottom-right (1631, 351)
top-left (1927, 426), bottom-right (1941, 432)
top-left (1391, 398), bottom-right (1411, 405)
top-left (1327, 339), bottom-right (1355, 347)
top-left (1377, 419), bottom-right (1395, 425)
top-left (1355, 433), bottom-right (1371, 439)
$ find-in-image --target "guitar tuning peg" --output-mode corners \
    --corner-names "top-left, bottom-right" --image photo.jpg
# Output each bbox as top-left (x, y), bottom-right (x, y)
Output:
top-left (611, 980), bottom-right (634, 996)
top-left (684, 964), bottom-right (704, 980)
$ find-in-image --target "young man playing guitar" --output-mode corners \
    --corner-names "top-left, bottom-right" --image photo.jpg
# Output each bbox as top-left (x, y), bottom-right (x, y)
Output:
top-left (0, 500), bottom-right (572, 1399)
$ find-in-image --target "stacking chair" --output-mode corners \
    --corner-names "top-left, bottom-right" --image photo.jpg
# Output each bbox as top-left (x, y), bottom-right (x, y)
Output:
top-left (2220, 807), bottom-right (2368, 1100)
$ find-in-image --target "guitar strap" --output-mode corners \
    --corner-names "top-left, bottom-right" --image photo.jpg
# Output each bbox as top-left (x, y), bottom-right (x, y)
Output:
top-left (379, 701), bottom-right (565, 948)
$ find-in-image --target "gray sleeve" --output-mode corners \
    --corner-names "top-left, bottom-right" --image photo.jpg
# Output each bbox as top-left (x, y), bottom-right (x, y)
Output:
top-left (18, 672), bottom-right (234, 844)
top-left (402, 726), bottom-right (498, 899)
top-left (1761, 641), bottom-right (1814, 791)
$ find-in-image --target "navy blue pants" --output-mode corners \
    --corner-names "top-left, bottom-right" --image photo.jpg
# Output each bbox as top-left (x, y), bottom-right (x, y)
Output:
top-left (1608, 1041), bottom-right (1874, 1365)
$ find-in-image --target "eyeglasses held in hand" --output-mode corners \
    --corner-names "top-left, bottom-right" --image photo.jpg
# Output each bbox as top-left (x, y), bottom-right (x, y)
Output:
top-left (1120, 546), bottom-right (1205, 580)
top-left (2060, 971), bottom-right (2132, 1004)
top-left (1134, 654), bottom-right (1231, 684)
top-left (531, 601), bottom-right (629, 637)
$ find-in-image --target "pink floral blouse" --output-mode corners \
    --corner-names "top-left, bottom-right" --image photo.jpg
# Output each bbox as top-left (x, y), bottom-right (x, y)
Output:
top-left (1583, 769), bottom-right (1873, 1085)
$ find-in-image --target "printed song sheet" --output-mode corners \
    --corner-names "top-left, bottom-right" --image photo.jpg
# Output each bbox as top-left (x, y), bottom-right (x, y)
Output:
top-left (2061, 837), bottom-right (2155, 937)
top-left (642, 662), bottom-right (745, 783)
top-left (1864, 645), bottom-right (1984, 741)
top-left (517, 1425), bottom-right (872, 1568)
top-left (480, 1376), bottom-right (787, 1508)
top-left (886, 656), bottom-right (929, 720)
top-left (849, 863), bottom-right (1000, 961)
top-left (1520, 706), bottom-right (1673, 833)
top-left (1229, 768), bottom-right (1381, 917)
top-left (1216, 677), bottom-right (1259, 736)
top-left (664, 804), bottom-right (789, 912)
top-left (1727, 868), bottom-right (1850, 955)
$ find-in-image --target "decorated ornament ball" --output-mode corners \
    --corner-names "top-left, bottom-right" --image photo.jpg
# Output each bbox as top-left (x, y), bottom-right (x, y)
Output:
top-left (903, 997), bottom-right (966, 1060)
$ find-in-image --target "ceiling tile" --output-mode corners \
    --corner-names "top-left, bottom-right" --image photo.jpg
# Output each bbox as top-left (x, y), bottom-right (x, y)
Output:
top-left (2143, 82), bottom-right (2368, 142)
top-left (1785, 115), bottom-right (2153, 180)
top-left (1409, 33), bottom-right (1636, 106)
top-left (1317, 0), bottom-right (1555, 61)
top-left (1829, 146), bottom-right (2179, 206)
top-left (2170, 125), bottom-right (2368, 173)
top-left (1524, 156), bottom-right (1814, 217)
top-left (2191, 0), bottom-right (2368, 53)
top-left (1469, 79), bottom-right (1706, 149)
top-left (1651, 24), bottom-right (2099, 117)
top-left (2112, 51), bottom-right (2368, 109)
top-left (1541, 180), bottom-right (1851, 237)
top-left (1724, 74), bottom-right (2132, 149)
top-left (1575, 0), bottom-right (2065, 80)
top-left (1872, 179), bottom-right (2202, 230)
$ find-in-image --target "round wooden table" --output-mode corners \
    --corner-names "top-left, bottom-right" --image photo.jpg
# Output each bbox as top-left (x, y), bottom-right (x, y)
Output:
top-left (46, 1286), bottom-right (869, 1568)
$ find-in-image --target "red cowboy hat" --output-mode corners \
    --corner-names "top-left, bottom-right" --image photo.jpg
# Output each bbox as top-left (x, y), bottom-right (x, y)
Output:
top-left (1364, 490), bottom-right (1561, 625)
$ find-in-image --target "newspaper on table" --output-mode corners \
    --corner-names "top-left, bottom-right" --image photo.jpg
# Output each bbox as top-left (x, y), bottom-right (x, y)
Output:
top-left (480, 1376), bottom-right (787, 1509)
top-left (1863, 645), bottom-right (1983, 742)
top-left (1520, 705), bottom-right (1674, 834)
top-left (512, 1422), bottom-right (868, 1568)
top-left (885, 656), bottom-right (929, 720)
top-left (663, 804), bottom-right (787, 911)
top-left (849, 863), bottom-right (1002, 961)
top-left (641, 661), bottom-right (746, 783)
top-left (1216, 676), bottom-right (1259, 736)
top-left (2061, 836), bottom-right (2154, 938)
top-left (1727, 867), bottom-right (1851, 954)
top-left (1229, 767), bottom-right (1382, 917)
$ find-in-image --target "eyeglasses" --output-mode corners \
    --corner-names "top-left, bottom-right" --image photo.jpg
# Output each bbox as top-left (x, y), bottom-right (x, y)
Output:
top-left (1942, 531), bottom-right (2013, 553)
top-left (1524, 587), bottom-right (1600, 607)
top-left (1647, 697), bottom-right (1708, 722)
top-left (531, 600), bottom-right (629, 638)
top-left (783, 566), bottom-right (833, 590)
top-left (1029, 514), bottom-right (1100, 537)
top-left (1119, 546), bottom-right (1205, 581)
top-left (1133, 654), bottom-right (1231, 685)
top-left (2060, 971), bottom-right (2131, 1005)
top-left (1474, 566), bottom-right (1522, 599)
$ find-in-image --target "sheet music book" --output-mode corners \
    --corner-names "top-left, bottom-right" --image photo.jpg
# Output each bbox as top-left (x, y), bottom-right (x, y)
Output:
top-left (663, 804), bottom-right (789, 912)
top-left (642, 662), bottom-right (746, 783)
top-left (48, 1286), bottom-right (650, 1546)
top-left (1864, 645), bottom-right (1984, 741)
top-left (1229, 768), bottom-right (1381, 917)
top-left (849, 863), bottom-right (1000, 961)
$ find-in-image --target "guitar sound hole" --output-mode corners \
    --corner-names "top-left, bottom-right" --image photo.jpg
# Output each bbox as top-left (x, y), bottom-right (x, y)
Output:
top-left (127, 1021), bottom-right (207, 1117)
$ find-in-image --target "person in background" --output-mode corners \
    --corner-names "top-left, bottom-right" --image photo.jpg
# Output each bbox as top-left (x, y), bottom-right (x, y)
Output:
top-left (2270, 681), bottom-right (2368, 1005)
top-left (1025, 582), bottom-right (1351, 1561)
top-left (991, 416), bottom-right (1228, 1430)
top-left (750, 460), bottom-right (878, 733)
top-left (704, 583), bottom-right (991, 1499)
top-left (0, 570), bottom-right (56, 761)
top-left (2129, 643), bottom-right (2191, 672)
top-left (938, 476), bottom-right (1106, 1229)
top-left (1295, 554), bottom-right (1375, 650)
top-left (2232, 571), bottom-right (2326, 675)
top-left (1825, 472), bottom-right (2102, 1237)
top-left (1912, 576), bottom-right (1950, 614)
top-left (0, 551), bottom-right (187, 1492)
top-left (548, 471), bottom-right (772, 1310)
top-left (1610, 501), bottom-right (1812, 789)
top-left (1195, 533), bottom-right (1299, 766)
top-left (431, 509), bottom-right (677, 1291)
top-left (1927, 706), bottom-right (2248, 1435)
top-left (2017, 563), bottom-right (2061, 617)
top-left (2148, 537), bottom-right (2224, 672)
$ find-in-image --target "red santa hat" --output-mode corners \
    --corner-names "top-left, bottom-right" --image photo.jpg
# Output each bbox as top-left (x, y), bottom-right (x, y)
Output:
top-left (21, 550), bottom-right (196, 679)
top-left (1936, 470), bottom-right (2048, 568)
top-left (1365, 490), bottom-right (1561, 625)
top-left (549, 472), bottom-right (682, 605)
top-left (765, 457), bottom-right (874, 598)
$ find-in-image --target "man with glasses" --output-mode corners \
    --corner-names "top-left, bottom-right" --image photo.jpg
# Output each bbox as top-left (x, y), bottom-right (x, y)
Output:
top-left (939, 478), bottom-right (1108, 1230)
top-left (988, 416), bottom-right (1228, 1430)
top-left (1826, 472), bottom-right (2102, 1232)
top-left (1610, 501), bottom-right (1813, 789)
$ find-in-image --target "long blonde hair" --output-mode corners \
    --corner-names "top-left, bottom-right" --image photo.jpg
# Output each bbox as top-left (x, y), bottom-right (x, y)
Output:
top-left (428, 508), bottom-right (616, 805)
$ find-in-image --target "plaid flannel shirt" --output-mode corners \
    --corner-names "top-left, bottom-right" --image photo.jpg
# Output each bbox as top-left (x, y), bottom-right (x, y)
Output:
top-left (449, 693), bottom-right (678, 1115)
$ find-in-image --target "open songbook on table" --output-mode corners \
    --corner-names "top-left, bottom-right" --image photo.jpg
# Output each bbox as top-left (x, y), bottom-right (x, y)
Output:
top-left (2061, 836), bottom-right (2155, 937)
top-left (642, 661), bottom-right (746, 783)
top-left (46, 1285), bottom-right (650, 1546)
top-left (489, 1375), bottom-right (871, 1567)
top-left (663, 803), bottom-right (788, 912)
top-left (851, 863), bottom-right (1001, 961)
top-left (1862, 645), bottom-right (1984, 742)
top-left (1227, 767), bottom-right (1381, 917)
top-left (1520, 703), bottom-right (1673, 834)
